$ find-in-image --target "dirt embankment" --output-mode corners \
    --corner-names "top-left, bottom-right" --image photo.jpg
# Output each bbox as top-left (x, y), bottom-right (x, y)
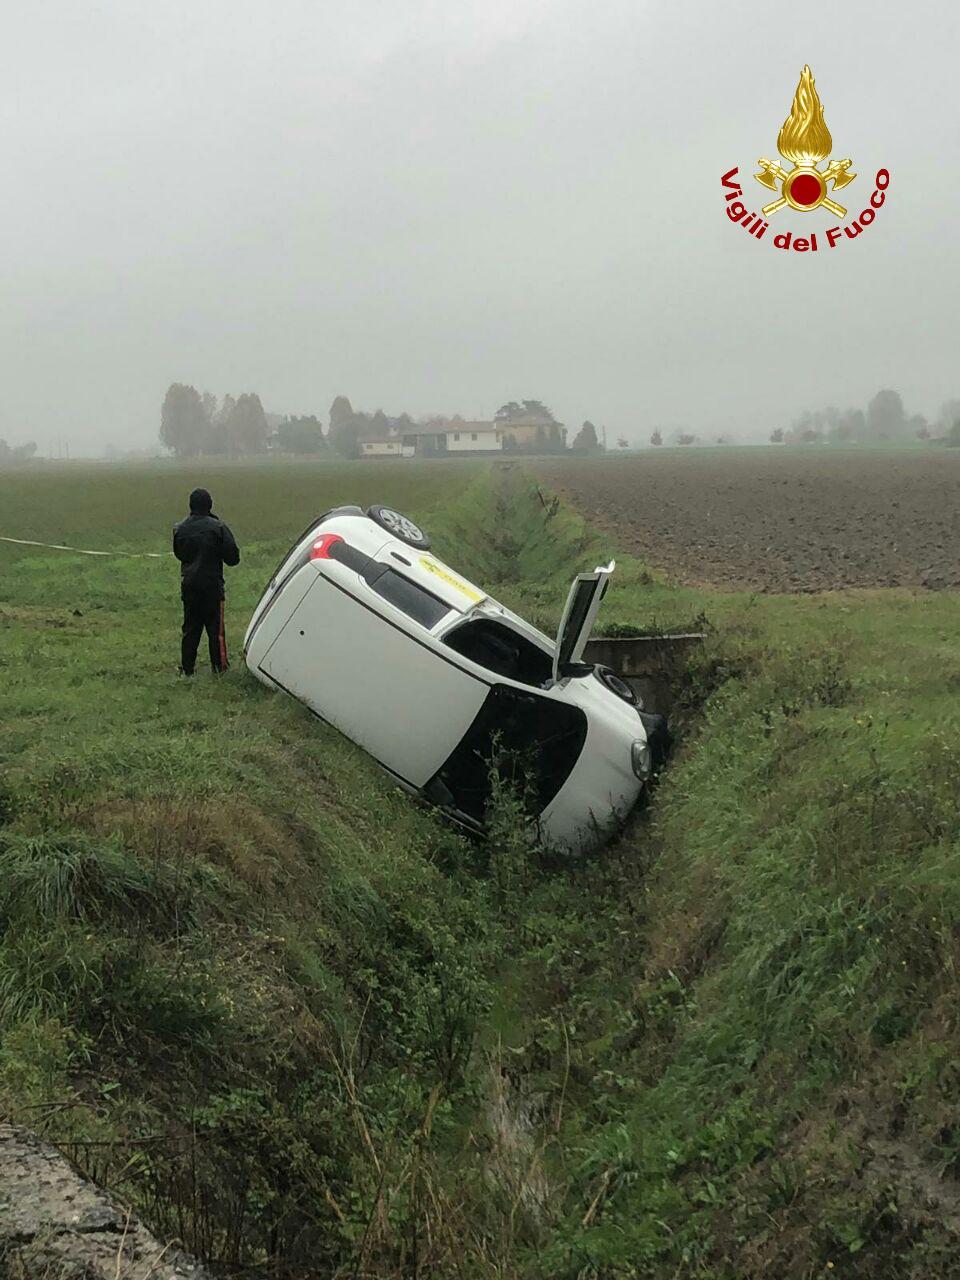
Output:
top-left (0, 1126), bottom-right (209, 1279)
top-left (534, 450), bottom-right (960, 593)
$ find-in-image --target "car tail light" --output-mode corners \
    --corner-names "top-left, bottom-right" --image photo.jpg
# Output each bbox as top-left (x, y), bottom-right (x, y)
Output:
top-left (310, 534), bottom-right (344, 560)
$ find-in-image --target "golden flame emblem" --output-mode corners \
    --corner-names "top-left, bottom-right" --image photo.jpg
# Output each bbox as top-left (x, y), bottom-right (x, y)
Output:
top-left (755, 66), bottom-right (855, 218)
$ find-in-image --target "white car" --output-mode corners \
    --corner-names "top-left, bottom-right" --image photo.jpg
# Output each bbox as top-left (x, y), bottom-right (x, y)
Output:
top-left (244, 504), bottom-right (666, 853)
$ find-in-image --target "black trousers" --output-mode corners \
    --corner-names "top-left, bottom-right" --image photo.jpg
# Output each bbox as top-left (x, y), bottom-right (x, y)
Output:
top-left (181, 588), bottom-right (228, 674)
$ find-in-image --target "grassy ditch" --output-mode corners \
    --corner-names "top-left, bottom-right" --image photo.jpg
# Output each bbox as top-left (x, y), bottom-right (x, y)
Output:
top-left (1, 461), bottom-right (960, 1277)
top-left (452, 469), bottom-right (960, 1279)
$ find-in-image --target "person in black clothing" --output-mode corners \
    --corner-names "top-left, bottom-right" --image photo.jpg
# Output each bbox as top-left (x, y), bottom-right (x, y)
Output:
top-left (173, 488), bottom-right (241, 675)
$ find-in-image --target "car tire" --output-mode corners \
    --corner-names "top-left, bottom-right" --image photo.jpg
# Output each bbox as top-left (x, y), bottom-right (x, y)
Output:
top-left (594, 664), bottom-right (639, 706)
top-left (366, 505), bottom-right (431, 549)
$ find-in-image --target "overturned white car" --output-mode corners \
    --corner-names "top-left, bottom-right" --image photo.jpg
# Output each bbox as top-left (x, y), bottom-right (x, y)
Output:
top-left (244, 505), bottom-right (665, 853)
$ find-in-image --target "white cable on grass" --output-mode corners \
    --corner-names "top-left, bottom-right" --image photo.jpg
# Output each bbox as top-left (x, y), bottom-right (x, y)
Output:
top-left (0, 535), bottom-right (168, 558)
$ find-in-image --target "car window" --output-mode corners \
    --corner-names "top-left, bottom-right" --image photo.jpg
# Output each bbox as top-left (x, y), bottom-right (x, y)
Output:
top-left (444, 618), bottom-right (553, 686)
top-left (426, 684), bottom-right (587, 822)
top-left (369, 568), bottom-right (450, 629)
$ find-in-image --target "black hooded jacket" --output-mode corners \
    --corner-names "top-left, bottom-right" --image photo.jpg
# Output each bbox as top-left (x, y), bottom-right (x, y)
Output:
top-left (173, 513), bottom-right (240, 597)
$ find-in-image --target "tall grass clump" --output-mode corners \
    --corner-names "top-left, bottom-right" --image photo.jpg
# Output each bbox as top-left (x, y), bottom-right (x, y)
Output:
top-left (0, 831), bottom-right (212, 926)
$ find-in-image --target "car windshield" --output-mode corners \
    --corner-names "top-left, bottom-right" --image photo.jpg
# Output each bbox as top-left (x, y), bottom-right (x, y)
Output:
top-left (443, 618), bottom-right (552, 686)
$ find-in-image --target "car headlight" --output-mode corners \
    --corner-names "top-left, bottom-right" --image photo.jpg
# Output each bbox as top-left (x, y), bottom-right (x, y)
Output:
top-left (631, 740), bottom-right (652, 781)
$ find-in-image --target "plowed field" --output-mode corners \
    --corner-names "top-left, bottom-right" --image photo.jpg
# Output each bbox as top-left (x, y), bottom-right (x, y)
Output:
top-left (535, 449), bottom-right (960, 592)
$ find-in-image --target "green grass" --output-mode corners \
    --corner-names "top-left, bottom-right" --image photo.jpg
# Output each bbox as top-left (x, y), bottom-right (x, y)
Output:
top-left (2, 459), bottom-right (960, 1278)
top-left (457, 473), bottom-right (960, 1278)
top-left (0, 456), bottom-right (488, 550)
top-left (0, 459), bottom-right (497, 1269)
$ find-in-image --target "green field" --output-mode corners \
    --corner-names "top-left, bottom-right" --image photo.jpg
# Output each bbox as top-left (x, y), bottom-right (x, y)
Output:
top-left (2, 460), bottom-right (960, 1278)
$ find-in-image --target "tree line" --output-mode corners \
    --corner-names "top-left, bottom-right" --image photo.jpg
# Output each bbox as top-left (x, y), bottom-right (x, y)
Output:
top-left (161, 385), bottom-right (268, 457)
top-left (160, 384), bottom-right (331, 457)
top-left (648, 429), bottom-right (708, 447)
top-left (160, 386), bottom-right (421, 459)
top-left (0, 439), bottom-right (37, 466)
top-left (636, 391), bottom-right (960, 451)
top-left (160, 386), bottom-right (593, 458)
top-left (770, 389), bottom-right (958, 446)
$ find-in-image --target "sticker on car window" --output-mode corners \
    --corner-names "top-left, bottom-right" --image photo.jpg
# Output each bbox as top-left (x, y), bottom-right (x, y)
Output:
top-left (418, 557), bottom-right (485, 603)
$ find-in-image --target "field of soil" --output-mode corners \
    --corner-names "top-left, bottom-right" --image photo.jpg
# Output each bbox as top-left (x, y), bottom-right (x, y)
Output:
top-left (535, 449), bottom-right (960, 592)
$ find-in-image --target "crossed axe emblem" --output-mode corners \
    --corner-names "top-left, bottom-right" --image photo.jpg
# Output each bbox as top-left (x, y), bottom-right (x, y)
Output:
top-left (754, 157), bottom-right (856, 218)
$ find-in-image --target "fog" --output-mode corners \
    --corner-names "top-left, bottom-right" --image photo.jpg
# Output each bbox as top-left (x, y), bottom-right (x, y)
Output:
top-left (1, 0), bottom-right (956, 453)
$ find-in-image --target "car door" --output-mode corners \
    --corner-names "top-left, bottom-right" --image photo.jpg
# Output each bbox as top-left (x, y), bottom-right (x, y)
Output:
top-left (258, 572), bottom-right (490, 788)
top-left (552, 561), bottom-right (615, 683)
top-left (424, 684), bottom-right (588, 824)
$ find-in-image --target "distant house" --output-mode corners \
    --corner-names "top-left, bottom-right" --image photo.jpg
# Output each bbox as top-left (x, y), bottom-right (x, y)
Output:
top-left (381, 422), bottom-right (504, 457)
top-left (402, 426), bottom-right (448, 457)
top-left (496, 414), bottom-right (566, 450)
top-left (359, 438), bottom-right (402, 457)
top-left (445, 422), bottom-right (502, 453)
top-left (359, 419), bottom-right (515, 458)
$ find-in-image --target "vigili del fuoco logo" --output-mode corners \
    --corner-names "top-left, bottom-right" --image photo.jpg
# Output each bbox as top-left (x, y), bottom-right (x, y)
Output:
top-left (721, 65), bottom-right (889, 253)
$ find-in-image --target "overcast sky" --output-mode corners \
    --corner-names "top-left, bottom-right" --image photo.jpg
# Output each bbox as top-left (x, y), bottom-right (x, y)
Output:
top-left (1, 0), bottom-right (956, 453)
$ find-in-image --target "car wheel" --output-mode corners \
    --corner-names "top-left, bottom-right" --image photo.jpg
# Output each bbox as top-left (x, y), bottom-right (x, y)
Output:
top-left (366, 505), bottom-right (431, 549)
top-left (594, 664), bottom-right (639, 706)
